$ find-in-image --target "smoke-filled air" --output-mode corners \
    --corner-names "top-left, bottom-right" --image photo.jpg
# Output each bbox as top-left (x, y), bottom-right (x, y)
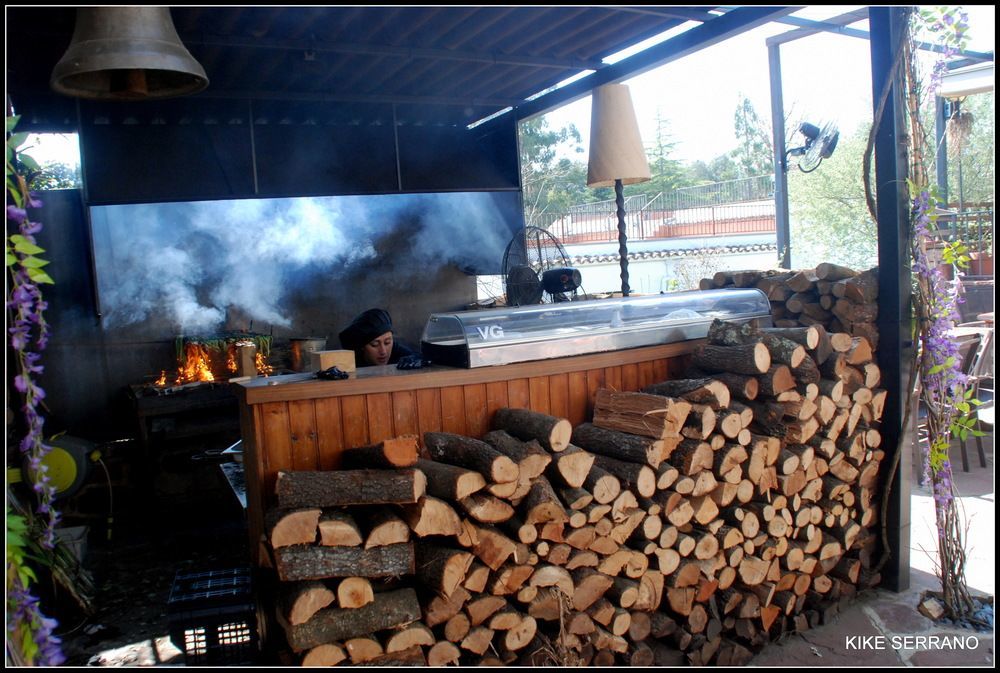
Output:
top-left (90, 192), bottom-right (519, 333)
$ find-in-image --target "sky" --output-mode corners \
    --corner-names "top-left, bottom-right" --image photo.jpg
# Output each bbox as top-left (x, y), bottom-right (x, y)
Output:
top-left (22, 6), bottom-right (996, 169)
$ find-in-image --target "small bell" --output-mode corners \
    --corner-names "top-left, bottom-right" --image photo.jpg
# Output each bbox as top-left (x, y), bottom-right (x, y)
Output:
top-left (50, 7), bottom-right (208, 100)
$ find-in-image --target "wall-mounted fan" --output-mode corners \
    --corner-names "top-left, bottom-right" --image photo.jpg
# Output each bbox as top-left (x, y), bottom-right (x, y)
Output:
top-left (786, 121), bottom-right (839, 173)
top-left (501, 226), bottom-right (583, 305)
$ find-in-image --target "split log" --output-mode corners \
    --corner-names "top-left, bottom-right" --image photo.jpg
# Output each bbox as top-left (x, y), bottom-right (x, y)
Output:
top-left (459, 493), bottom-right (515, 524)
top-left (815, 262), bottom-right (858, 281)
top-left (521, 476), bottom-right (569, 525)
top-left (360, 509), bottom-right (410, 549)
top-left (682, 404), bottom-right (717, 440)
top-left (592, 389), bottom-right (691, 445)
top-left (492, 408), bottom-right (572, 453)
top-left (470, 525), bottom-right (518, 571)
top-left (276, 469), bottom-right (426, 509)
top-left (427, 641), bottom-right (462, 666)
top-left (545, 445), bottom-right (595, 489)
top-left (267, 508), bottom-right (321, 549)
top-left (301, 643), bottom-right (347, 666)
top-left (571, 568), bottom-right (616, 611)
top-left (340, 435), bottom-right (419, 469)
top-left (358, 644), bottom-right (426, 666)
top-left (280, 581), bottom-right (336, 626)
top-left (336, 577), bottom-right (374, 609)
top-left (416, 543), bottom-right (473, 598)
top-left (282, 588), bottom-right (421, 652)
top-left (424, 587), bottom-right (471, 627)
top-left (757, 365), bottom-right (795, 397)
top-left (385, 624), bottom-right (435, 652)
top-left (274, 543), bottom-right (415, 582)
top-left (400, 495), bottom-right (463, 538)
top-left (424, 432), bottom-right (519, 484)
top-left (345, 638), bottom-right (383, 664)
top-left (318, 511), bottom-right (363, 547)
top-left (460, 627), bottom-right (495, 655)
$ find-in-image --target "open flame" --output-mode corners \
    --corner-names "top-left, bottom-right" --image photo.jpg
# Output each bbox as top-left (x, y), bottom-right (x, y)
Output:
top-left (160, 335), bottom-right (274, 387)
top-left (255, 351), bottom-right (273, 377)
top-left (178, 342), bottom-right (216, 383)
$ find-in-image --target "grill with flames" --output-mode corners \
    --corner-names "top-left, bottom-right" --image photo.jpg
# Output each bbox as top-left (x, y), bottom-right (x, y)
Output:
top-left (154, 334), bottom-right (274, 388)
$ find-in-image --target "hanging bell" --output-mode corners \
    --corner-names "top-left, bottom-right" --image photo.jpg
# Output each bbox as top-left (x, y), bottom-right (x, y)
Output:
top-left (50, 7), bottom-right (208, 100)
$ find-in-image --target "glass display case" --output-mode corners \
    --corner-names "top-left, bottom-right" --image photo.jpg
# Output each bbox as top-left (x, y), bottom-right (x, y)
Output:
top-left (421, 289), bottom-right (772, 368)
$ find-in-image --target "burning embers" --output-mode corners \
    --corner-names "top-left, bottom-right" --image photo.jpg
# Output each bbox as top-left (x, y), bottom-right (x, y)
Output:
top-left (154, 334), bottom-right (274, 389)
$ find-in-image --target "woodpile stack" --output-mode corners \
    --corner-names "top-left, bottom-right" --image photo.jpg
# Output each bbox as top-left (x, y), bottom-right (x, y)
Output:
top-left (258, 320), bottom-right (886, 666)
top-left (701, 264), bottom-right (880, 349)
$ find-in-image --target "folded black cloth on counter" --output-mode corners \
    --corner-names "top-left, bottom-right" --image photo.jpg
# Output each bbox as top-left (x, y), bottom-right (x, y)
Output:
top-left (396, 355), bottom-right (432, 370)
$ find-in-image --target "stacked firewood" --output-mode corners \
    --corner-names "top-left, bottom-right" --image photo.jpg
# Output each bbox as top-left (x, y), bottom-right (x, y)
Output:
top-left (259, 319), bottom-right (886, 666)
top-left (700, 264), bottom-right (880, 349)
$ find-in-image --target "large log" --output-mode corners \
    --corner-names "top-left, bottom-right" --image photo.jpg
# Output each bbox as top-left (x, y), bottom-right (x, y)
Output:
top-left (691, 342), bottom-right (771, 376)
top-left (274, 543), bottom-right (415, 582)
top-left (592, 390), bottom-right (691, 445)
top-left (424, 432), bottom-right (519, 484)
top-left (282, 588), bottom-right (421, 651)
top-left (492, 408), bottom-right (572, 453)
top-left (340, 435), bottom-right (419, 469)
top-left (413, 459), bottom-right (487, 502)
top-left (590, 453), bottom-right (656, 498)
top-left (572, 422), bottom-right (669, 467)
top-left (641, 378), bottom-right (731, 410)
top-left (482, 431), bottom-right (552, 480)
top-left (276, 469), bottom-right (426, 509)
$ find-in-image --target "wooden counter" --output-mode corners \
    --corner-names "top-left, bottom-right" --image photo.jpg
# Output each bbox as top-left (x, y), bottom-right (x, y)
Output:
top-left (234, 339), bottom-right (702, 563)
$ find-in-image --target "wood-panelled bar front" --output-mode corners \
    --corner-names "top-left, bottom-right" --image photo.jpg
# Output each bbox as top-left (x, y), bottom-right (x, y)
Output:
top-left (234, 340), bottom-right (700, 565)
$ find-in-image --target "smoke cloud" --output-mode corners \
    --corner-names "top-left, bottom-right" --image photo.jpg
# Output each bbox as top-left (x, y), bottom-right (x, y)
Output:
top-left (91, 191), bottom-right (520, 333)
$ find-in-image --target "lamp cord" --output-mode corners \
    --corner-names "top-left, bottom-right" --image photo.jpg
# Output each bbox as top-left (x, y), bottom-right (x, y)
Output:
top-left (96, 457), bottom-right (114, 543)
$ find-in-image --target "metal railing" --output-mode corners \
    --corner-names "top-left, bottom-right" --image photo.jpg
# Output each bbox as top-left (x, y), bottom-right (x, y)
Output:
top-left (535, 175), bottom-right (777, 244)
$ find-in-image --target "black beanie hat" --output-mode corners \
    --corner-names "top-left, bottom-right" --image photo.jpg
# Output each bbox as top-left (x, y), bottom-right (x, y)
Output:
top-left (339, 308), bottom-right (393, 351)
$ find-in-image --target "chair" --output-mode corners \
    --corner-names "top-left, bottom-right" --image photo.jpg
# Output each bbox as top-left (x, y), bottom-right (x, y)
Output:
top-left (961, 327), bottom-right (995, 470)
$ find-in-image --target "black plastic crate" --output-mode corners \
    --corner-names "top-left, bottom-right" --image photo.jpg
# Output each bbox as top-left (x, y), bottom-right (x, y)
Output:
top-left (168, 567), bottom-right (259, 665)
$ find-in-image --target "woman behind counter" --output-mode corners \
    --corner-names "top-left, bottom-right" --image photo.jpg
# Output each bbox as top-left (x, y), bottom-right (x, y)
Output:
top-left (338, 308), bottom-right (424, 368)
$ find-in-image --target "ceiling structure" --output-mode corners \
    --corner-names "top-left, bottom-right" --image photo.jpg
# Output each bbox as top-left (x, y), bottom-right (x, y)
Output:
top-left (6, 6), bottom-right (797, 129)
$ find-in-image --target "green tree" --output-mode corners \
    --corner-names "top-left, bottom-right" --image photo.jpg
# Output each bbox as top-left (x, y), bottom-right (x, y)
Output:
top-left (519, 116), bottom-right (588, 226)
top-left (787, 124), bottom-right (877, 269)
top-left (687, 155), bottom-right (740, 184)
top-left (639, 113), bottom-right (689, 197)
top-left (730, 94), bottom-right (774, 178)
top-left (28, 161), bottom-right (80, 191)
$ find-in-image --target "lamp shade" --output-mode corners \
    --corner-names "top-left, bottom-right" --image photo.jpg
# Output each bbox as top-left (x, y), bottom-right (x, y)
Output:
top-left (586, 83), bottom-right (651, 188)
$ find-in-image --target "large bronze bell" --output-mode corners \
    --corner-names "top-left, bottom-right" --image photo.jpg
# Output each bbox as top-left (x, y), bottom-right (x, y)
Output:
top-left (50, 7), bottom-right (208, 100)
